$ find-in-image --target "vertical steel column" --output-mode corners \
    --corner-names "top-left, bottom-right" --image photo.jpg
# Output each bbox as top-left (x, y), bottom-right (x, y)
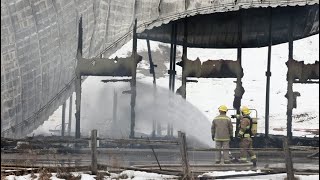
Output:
top-left (287, 12), bottom-right (294, 141)
top-left (61, 102), bottom-right (66, 137)
top-left (68, 95), bottom-right (72, 136)
top-left (265, 7), bottom-right (273, 138)
top-left (182, 19), bottom-right (188, 99)
top-left (235, 9), bottom-right (243, 136)
top-left (130, 19), bottom-right (138, 138)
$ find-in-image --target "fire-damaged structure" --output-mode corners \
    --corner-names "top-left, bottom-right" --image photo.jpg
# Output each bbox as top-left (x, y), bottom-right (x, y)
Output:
top-left (1, 0), bottom-right (319, 149)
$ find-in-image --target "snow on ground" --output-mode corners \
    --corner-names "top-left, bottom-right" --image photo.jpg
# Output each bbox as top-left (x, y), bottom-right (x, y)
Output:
top-left (4, 171), bottom-right (319, 180)
top-left (4, 170), bottom-right (178, 180)
top-left (200, 171), bottom-right (319, 180)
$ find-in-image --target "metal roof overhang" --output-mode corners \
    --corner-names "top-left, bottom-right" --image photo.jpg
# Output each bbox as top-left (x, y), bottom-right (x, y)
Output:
top-left (138, 4), bottom-right (319, 48)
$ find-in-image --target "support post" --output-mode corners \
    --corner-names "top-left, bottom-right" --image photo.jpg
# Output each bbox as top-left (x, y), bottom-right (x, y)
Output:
top-left (287, 11), bottom-right (294, 141)
top-left (168, 23), bottom-right (177, 139)
top-left (169, 23), bottom-right (177, 92)
top-left (146, 38), bottom-right (157, 137)
top-left (61, 102), bottom-right (66, 137)
top-left (68, 95), bottom-right (72, 136)
top-left (130, 19), bottom-right (138, 138)
top-left (75, 17), bottom-right (82, 139)
top-left (265, 7), bottom-right (273, 139)
top-left (178, 131), bottom-right (191, 179)
top-left (283, 137), bottom-right (294, 180)
top-left (91, 129), bottom-right (98, 175)
top-left (234, 9), bottom-right (243, 136)
top-left (75, 76), bottom-right (81, 138)
top-left (146, 38), bottom-right (156, 85)
top-left (181, 19), bottom-right (188, 99)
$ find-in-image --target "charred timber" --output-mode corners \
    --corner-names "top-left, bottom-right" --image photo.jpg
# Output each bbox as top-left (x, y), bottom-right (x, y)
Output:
top-left (177, 57), bottom-right (243, 78)
top-left (76, 55), bottom-right (142, 77)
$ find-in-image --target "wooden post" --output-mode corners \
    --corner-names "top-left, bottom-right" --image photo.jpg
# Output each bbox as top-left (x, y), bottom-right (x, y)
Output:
top-left (146, 38), bottom-right (157, 137)
top-left (75, 17), bottom-right (82, 139)
top-left (234, 9), bottom-right (243, 136)
top-left (178, 131), bottom-right (191, 179)
top-left (169, 23), bottom-right (177, 92)
top-left (61, 102), bottom-right (66, 137)
top-left (181, 19), bottom-right (188, 99)
top-left (147, 137), bottom-right (162, 170)
top-left (130, 19), bottom-right (138, 138)
top-left (91, 129), bottom-right (98, 175)
top-left (283, 137), bottom-right (294, 180)
top-left (287, 10), bottom-right (294, 141)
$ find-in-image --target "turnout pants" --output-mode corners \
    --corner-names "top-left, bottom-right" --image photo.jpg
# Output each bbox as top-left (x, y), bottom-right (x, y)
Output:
top-left (216, 141), bottom-right (230, 162)
top-left (239, 137), bottom-right (256, 162)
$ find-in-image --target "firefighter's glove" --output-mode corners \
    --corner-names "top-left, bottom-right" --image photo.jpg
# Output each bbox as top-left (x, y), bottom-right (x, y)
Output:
top-left (212, 135), bottom-right (215, 141)
top-left (237, 131), bottom-right (244, 138)
top-left (231, 115), bottom-right (240, 119)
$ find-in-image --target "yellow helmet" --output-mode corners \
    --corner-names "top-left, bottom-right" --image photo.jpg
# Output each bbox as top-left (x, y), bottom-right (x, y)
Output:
top-left (218, 105), bottom-right (228, 112)
top-left (241, 106), bottom-right (251, 115)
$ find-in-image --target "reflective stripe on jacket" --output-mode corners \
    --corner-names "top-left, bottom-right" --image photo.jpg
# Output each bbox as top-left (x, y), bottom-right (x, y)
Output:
top-left (211, 115), bottom-right (233, 141)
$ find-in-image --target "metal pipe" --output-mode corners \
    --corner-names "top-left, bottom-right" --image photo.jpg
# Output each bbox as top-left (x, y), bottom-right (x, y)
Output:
top-left (265, 7), bottom-right (273, 138)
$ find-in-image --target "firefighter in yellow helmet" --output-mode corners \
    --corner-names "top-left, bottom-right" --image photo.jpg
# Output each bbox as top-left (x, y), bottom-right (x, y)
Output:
top-left (211, 105), bottom-right (233, 164)
top-left (237, 106), bottom-right (257, 167)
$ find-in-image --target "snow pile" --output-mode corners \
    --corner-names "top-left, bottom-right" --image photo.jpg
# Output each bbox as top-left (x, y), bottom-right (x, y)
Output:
top-left (5, 170), bottom-right (178, 180)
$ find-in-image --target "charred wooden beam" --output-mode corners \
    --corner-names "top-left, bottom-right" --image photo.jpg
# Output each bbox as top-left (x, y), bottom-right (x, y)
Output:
top-left (286, 60), bottom-right (319, 82)
top-left (76, 55), bottom-right (142, 77)
top-left (177, 58), bottom-right (243, 78)
top-left (101, 79), bottom-right (131, 83)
